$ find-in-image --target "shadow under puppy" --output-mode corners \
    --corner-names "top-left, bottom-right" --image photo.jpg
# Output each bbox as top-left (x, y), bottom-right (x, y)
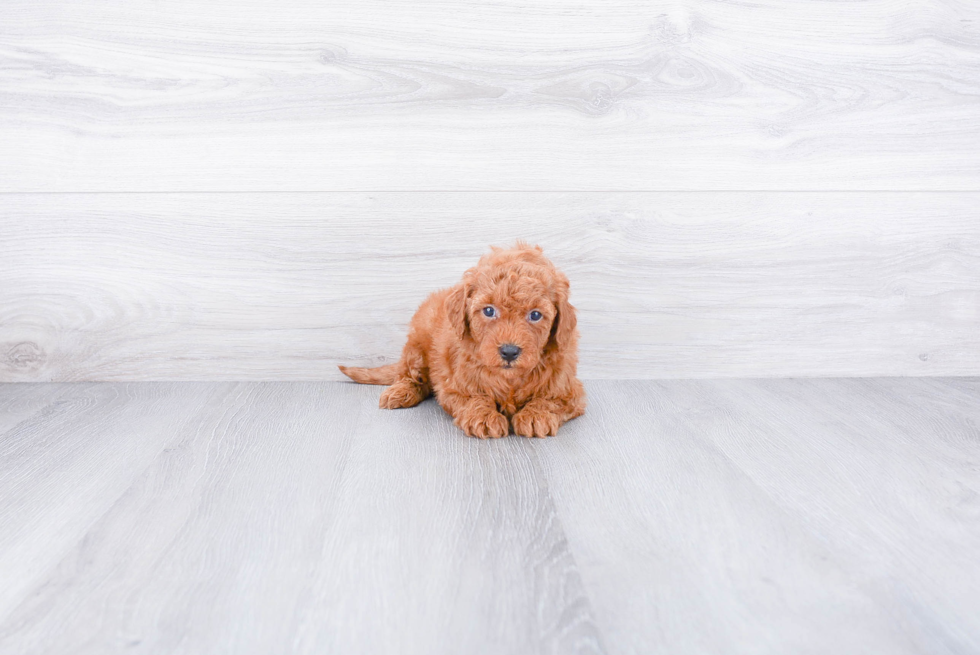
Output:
top-left (340, 242), bottom-right (586, 438)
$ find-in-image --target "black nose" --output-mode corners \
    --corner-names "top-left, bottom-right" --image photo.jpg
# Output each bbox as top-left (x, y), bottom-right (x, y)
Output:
top-left (498, 343), bottom-right (521, 362)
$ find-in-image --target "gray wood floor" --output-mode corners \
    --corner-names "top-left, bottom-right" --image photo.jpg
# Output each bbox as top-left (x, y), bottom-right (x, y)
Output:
top-left (1, 379), bottom-right (978, 654)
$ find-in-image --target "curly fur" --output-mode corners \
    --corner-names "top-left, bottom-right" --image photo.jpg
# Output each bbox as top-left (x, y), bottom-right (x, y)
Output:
top-left (339, 242), bottom-right (586, 438)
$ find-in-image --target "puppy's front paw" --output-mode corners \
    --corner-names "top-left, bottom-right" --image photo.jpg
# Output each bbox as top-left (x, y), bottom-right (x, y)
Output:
top-left (455, 400), bottom-right (509, 439)
top-left (512, 405), bottom-right (561, 438)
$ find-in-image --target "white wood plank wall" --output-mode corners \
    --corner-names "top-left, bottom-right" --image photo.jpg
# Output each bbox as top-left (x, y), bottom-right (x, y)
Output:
top-left (3, 0), bottom-right (980, 191)
top-left (1, 1), bottom-right (979, 380)
top-left (1, 193), bottom-right (977, 381)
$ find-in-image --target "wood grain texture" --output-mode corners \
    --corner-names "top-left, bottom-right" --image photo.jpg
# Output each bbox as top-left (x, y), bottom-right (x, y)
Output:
top-left (697, 377), bottom-right (980, 653)
top-left (291, 388), bottom-right (603, 655)
top-left (2, 0), bottom-right (979, 191)
top-left (2, 379), bottom-right (979, 653)
top-left (0, 381), bottom-right (602, 655)
top-left (0, 382), bottom-right (76, 434)
top-left (0, 382), bottom-right (230, 624)
top-left (533, 378), bottom-right (980, 654)
top-left (0, 382), bottom-right (362, 654)
top-left (2, 192), bottom-right (978, 381)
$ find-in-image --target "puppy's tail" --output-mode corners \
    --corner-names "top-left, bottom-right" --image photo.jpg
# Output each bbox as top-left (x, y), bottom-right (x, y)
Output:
top-left (338, 362), bottom-right (401, 385)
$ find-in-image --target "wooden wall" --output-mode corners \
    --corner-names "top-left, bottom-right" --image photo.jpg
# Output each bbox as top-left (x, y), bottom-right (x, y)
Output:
top-left (2, 0), bottom-right (979, 380)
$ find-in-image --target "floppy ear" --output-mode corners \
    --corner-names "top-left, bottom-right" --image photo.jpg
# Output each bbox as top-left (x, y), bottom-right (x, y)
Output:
top-left (548, 273), bottom-right (577, 352)
top-left (446, 282), bottom-right (472, 340)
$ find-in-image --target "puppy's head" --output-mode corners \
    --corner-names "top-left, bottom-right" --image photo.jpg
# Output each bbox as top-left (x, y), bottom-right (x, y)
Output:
top-left (448, 242), bottom-right (576, 375)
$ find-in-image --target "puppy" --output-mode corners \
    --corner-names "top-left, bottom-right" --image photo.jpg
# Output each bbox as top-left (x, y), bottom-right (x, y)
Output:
top-left (339, 242), bottom-right (585, 438)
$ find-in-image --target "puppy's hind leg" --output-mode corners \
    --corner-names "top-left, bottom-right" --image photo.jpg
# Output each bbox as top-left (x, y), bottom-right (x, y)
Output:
top-left (380, 378), bottom-right (430, 409)
top-left (379, 337), bottom-right (431, 409)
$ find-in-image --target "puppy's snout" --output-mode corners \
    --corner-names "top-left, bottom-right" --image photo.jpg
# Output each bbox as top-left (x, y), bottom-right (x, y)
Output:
top-left (498, 343), bottom-right (521, 363)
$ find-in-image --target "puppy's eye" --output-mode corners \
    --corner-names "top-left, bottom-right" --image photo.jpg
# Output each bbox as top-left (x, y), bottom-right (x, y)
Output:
top-left (528, 310), bottom-right (543, 322)
top-left (482, 306), bottom-right (496, 318)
